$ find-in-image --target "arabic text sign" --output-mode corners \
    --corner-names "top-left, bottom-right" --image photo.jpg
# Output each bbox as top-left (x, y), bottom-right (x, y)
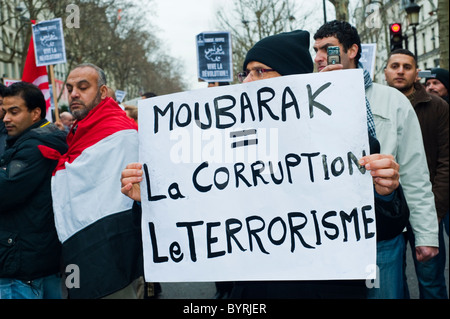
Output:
top-left (197, 31), bottom-right (233, 82)
top-left (32, 18), bottom-right (67, 66)
top-left (138, 69), bottom-right (376, 282)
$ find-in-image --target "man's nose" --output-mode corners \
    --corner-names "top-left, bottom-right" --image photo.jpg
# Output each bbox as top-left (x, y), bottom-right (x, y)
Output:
top-left (70, 88), bottom-right (80, 99)
top-left (314, 53), bottom-right (324, 64)
top-left (3, 113), bottom-right (10, 123)
top-left (243, 74), bottom-right (253, 83)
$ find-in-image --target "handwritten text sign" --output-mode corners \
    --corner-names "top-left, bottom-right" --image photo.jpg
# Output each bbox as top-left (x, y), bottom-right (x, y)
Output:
top-left (196, 31), bottom-right (233, 82)
top-left (32, 18), bottom-right (67, 66)
top-left (138, 69), bottom-right (376, 282)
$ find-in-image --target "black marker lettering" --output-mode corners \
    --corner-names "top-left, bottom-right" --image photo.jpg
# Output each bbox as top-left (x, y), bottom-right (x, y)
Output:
top-left (176, 221), bottom-right (204, 262)
top-left (281, 86), bottom-right (300, 121)
top-left (307, 82), bottom-right (332, 118)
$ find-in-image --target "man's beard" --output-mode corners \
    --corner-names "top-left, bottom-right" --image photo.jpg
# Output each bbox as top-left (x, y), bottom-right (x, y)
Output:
top-left (71, 92), bottom-right (102, 121)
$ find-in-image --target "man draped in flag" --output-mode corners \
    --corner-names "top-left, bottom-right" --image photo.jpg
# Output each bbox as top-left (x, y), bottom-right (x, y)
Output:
top-left (48, 63), bottom-right (143, 299)
top-left (22, 21), bottom-right (52, 122)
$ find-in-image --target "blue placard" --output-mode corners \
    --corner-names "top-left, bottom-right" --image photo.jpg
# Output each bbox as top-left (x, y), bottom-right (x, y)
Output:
top-left (32, 18), bottom-right (67, 67)
top-left (196, 31), bottom-right (233, 83)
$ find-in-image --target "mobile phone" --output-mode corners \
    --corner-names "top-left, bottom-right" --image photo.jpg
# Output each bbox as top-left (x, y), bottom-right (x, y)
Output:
top-left (327, 46), bottom-right (340, 65)
top-left (418, 70), bottom-right (433, 78)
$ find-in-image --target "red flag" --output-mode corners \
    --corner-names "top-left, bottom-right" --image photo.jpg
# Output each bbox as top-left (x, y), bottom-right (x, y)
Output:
top-left (22, 22), bottom-right (52, 121)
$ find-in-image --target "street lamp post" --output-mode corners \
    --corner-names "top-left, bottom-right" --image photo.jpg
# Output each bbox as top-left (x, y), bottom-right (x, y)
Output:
top-left (405, 0), bottom-right (421, 58)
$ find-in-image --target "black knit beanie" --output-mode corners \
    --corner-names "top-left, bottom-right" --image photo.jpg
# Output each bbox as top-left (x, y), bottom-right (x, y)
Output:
top-left (243, 30), bottom-right (313, 76)
top-left (426, 68), bottom-right (449, 93)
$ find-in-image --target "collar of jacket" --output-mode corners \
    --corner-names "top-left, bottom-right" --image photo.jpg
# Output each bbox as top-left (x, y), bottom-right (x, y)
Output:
top-left (411, 82), bottom-right (432, 107)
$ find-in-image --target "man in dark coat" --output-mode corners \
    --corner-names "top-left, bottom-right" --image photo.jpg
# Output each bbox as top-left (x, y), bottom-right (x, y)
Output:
top-left (0, 84), bottom-right (7, 157)
top-left (385, 49), bottom-right (449, 299)
top-left (0, 82), bottom-right (68, 299)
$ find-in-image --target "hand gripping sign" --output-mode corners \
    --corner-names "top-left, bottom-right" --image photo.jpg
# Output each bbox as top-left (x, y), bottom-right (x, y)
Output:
top-left (138, 69), bottom-right (376, 282)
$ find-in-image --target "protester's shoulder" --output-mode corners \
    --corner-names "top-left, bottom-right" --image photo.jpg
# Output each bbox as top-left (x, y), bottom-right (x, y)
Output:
top-left (368, 83), bottom-right (414, 114)
top-left (429, 93), bottom-right (450, 112)
top-left (370, 83), bottom-right (410, 101)
top-left (29, 122), bottom-right (68, 153)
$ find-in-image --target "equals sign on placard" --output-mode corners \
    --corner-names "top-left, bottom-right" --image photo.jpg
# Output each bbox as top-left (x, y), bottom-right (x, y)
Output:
top-left (230, 129), bottom-right (258, 149)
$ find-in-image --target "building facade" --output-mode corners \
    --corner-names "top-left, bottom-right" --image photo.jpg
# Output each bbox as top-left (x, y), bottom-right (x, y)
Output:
top-left (0, 0), bottom-right (25, 82)
top-left (354, 0), bottom-right (441, 84)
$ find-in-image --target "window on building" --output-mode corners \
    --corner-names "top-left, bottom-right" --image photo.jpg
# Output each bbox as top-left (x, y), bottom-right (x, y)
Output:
top-left (422, 33), bottom-right (426, 55)
top-left (431, 28), bottom-right (436, 50)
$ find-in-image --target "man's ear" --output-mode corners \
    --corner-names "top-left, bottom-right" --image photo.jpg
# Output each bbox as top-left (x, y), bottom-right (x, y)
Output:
top-left (347, 43), bottom-right (359, 60)
top-left (31, 107), bottom-right (42, 122)
top-left (100, 85), bottom-right (108, 99)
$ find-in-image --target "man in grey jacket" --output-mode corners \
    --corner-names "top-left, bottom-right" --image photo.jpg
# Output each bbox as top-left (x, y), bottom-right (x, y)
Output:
top-left (313, 20), bottom-right (438, 299)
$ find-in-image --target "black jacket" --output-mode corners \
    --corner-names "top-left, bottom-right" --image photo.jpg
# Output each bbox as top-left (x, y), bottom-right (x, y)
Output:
top-left (0, 119), bottom-right (68, 280)
top-left (0, 121), bottom-right (7, 157)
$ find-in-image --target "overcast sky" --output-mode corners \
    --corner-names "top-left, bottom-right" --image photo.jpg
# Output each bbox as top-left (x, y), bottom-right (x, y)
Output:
top-left (150, 0), bottom-right (342, 91)
top-left (151, 0), bottom-right (224, 90)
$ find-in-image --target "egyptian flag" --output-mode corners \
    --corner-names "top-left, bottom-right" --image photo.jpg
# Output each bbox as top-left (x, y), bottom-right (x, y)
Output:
top-left (22, 21), bottom-right (52, 122)
top-left (48, 97), bottom-right (143, 299)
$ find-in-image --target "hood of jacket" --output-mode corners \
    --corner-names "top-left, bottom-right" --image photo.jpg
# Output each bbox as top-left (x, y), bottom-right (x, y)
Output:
top-left (5, 119), bottom-right (67, 155)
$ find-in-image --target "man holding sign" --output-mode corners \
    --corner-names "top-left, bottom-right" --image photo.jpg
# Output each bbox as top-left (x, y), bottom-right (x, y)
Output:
top-left (122, 29), bottom-right (402, 298)
top-left (313, 20), bottom-right (438, 299)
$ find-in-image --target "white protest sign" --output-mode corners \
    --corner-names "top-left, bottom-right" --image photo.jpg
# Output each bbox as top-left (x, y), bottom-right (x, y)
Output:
top-left (138, 69), bottom-right (376, 282)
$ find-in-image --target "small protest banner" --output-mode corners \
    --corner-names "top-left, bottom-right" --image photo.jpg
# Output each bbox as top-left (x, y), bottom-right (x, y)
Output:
top-left (32, 18), bottom-right (67, 67)
top-left (196, 31), bottom-right (233, 83)
top-left (138, 69), bottom-right (376, 282)
top-left (361, 44), bottom-right (377, 80)
top-left (115, 90), bottom-right (127, 103)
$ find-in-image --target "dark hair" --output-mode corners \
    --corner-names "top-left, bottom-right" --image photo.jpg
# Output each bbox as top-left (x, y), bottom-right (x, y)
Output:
top-left (314, 20), bottom-right (362, 66)
top-left (208, 82), bottom-right (230, 86)
top-left (141, 92), bottom-right (157, 98)
top-left (0, 83), bottom-right (7, 97)
top-left (387, 48), bottom-right (417, 67)
top-left (3, 82), bottom-right (46, 119)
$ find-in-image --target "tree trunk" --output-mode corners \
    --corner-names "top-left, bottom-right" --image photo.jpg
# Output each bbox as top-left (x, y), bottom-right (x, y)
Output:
top-left (329, 0), bottom-right (349, 22)
top-left (438, 0), bottom-right (449, 69)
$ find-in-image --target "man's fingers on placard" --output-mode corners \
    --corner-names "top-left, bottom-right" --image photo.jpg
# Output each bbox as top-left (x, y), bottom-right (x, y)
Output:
top-left (121, 168), bottom-right (143, 179)
top-left (121, 176), bottom-right (142, 186)
top-left (370, 168), bottom-right (398, 178)
top-left (125, 162), bottom-right (142, 170)
top-left (373, 176), bottom-right (398, 187)
top-left (121, 183), bottom-right (132, 195)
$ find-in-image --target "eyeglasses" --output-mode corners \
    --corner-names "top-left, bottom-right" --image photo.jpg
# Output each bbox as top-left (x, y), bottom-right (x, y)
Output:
top-left (237, 68), bottom-right (276, 83)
